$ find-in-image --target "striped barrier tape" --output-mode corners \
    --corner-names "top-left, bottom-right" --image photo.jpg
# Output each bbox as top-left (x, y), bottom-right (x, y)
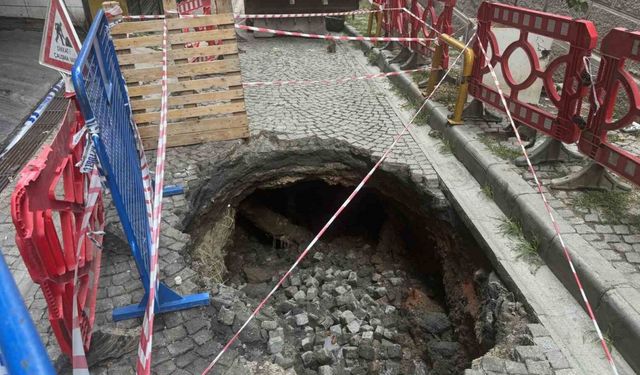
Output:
top-left (242, 66), bottom-right (431, 87)
top-left (71, 167), bottom-right (103, 375)
top-left (235, 8), bottom-right (400, 19)
top-left (475, 40), bottom-right (619, 375)
top-left (200, 34), bottom-right (470, 375)
top-left (235, 24), bottom-right (435, 42)
top-left (401, 6), bottom-right (441, 37)
top-left (121, 8), bottom-right (397, 20)
top-left (136, 17), bottom-right (170, 375)
top-left (0, 79), bottom-right (64, 159)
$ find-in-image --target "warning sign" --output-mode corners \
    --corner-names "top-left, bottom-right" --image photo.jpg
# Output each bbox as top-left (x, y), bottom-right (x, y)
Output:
top-left (39, 0), bottom-right (81, 74)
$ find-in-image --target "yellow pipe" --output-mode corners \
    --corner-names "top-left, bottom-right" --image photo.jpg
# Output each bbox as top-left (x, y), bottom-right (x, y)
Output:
top-left (366, 4), bottom-right (383, 39)
top-left (426, 33), bottom-right (475, 125)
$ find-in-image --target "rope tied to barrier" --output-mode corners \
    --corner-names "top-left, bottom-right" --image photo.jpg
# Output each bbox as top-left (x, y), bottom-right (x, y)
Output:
top-left (136, 16), bottom-right (170, 375)
top-left (200, 34), bottom-right (474, 375)
top-left (475, 40), bottom-right (619, 375)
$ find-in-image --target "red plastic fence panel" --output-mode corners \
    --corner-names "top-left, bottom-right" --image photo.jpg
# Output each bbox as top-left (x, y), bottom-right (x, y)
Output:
top-left (406, 0), bottom-right (455, 64)
top-left (578, 28), bottom-right (640, 186)
top-left (469, 2), bottom-right (597, 143)
top-left (10, 99), bottom-right (104, 357)
top-left (375, 0), bottom-right (408, 42)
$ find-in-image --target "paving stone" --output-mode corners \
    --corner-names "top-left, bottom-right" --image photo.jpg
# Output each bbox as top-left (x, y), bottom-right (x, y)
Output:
top-left (268, 336), bottom-right (284, 354)
top-left (167, 338), bottom-right (195, 356)
top-left (504, 360), bottom-right (528, 374)
top-left (346, 319), bottom-right (361, 334)
top-left (480, 356), bottom-right (505, 372)
top-left (358, 345), bottom-right (375, 360)
top-left (341, 310), bottom-right (356, 324)
top-left (315, 348), bottom-right (334, 365)
top-left (532, 336), bottom-right (558, 352)
top-left (594, 224), bottom-right (614, 233)
top-left (261, 320), bottom-right (278, 331)
top-left (526, 324), bottom-right (549, 337)
top-left (625, 252), bottom-right (640, 264)
top-left (545, 350), bottom-right (570, 369)
top-left (295, 313), bottom-right (310, 326)
top-left (218, 306), bottom-right (235, 326)
top-left (525, 359), bottom-right (552, 375)
top-left (301, 351), bottom-right (316, 367)
top-left (164, 325), bottom-right (188, 342)
top-left (514, 345), bottom-right (546, 361)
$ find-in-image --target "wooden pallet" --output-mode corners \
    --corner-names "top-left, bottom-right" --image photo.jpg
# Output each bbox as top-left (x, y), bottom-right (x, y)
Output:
top-left (110, 14), bottom-right (249, 149)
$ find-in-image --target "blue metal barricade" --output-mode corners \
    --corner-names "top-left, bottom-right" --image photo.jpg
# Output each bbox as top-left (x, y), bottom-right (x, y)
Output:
top-left (71, 10), bottom-right (209, 321)
top-left (0, 251), bottom-right (55, 375)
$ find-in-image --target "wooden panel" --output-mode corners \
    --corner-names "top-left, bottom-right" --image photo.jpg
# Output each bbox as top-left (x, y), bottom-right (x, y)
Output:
top-left (141, 126), bottom-right (249, 149)
top-left (126, 74), bottom-right (243, 97)
top-left (137, 114), bottom-right (248, 138)
top-left (133, 101), bottom-right (245, 123)
top-left (116, 43), bottom-right (238, 65)
top-left (115, 15), bottom-right (249, 148)
top-left (113, 28), bottom-right (237, 50)
top-left (122, 58), bottom-right (240, 82)
top-left (131, 89), bottom-right (245, 110)
top-left (110, 14), bottom-right (235, 35)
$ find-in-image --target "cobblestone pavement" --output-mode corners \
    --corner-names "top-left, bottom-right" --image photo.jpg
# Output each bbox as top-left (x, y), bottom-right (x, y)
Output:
top-left (0, 34), bottom-right (578, 374)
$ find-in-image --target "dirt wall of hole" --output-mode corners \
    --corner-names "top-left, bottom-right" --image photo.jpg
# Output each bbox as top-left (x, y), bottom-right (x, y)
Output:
top-left (182, 132), bottom-right (521, 370)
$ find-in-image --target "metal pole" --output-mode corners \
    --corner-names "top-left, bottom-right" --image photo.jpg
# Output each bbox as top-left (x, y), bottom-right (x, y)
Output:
top-left (0, 251), bottom-right (55, 375)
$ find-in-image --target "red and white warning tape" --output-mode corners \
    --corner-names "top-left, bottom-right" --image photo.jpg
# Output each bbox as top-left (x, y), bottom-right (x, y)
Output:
top-left (200, 34), bottom-right (470, 375)
top-left (235, 24), bottom-right (435, 42)
top-left (235, 8), bottom-right (398, 19)
top-left (136, 17), bottom-right (170, 375)
top-left (242, 66), bottom-right (430, 87)
top-left (401, 7), bottom-right (441, 37)
top-left (122, 8), bottom-right (397, 20)
top-left (475, 40), bottom-right (619, 375)
top-left (71, 168), bottom-right (103, 375)
top-left (121, 14), bottom-right (167, 20)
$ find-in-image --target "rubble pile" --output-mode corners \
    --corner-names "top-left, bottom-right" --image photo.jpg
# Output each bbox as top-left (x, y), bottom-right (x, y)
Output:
top-left (207, 218), bottom-right (470, 375)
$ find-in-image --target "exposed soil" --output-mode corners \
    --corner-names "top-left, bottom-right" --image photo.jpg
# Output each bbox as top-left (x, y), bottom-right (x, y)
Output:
top-left (180, 133), bottom-right (532, 374)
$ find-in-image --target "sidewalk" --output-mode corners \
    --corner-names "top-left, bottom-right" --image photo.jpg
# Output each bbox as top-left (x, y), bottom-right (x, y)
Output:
top-left (0, 21), bottom-right (60, 147)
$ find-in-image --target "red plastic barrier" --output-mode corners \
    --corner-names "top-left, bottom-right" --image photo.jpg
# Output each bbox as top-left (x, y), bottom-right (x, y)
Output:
top-left (578, 28), bottom-right (640, 186)
top-left (10, 99), bottom-right (104, 357)
top-left (374, 0), bottom-right (408, 41)
top-left (469, 2), bottom-right (597, 143)
top-left (406, 0), bottom-right (455, 65)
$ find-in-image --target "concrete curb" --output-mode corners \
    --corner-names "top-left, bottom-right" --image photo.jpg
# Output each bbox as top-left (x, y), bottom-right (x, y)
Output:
top-left (344, 25), bottom-right (640, 372)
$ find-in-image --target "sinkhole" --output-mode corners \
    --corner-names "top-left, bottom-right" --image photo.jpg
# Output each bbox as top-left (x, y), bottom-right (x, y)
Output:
top-left (178, 134), bottom-right (530, 374)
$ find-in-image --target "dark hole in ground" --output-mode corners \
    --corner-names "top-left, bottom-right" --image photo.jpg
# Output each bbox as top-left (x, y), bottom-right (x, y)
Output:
top-left (213, 179), bottom-right (490, 374)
